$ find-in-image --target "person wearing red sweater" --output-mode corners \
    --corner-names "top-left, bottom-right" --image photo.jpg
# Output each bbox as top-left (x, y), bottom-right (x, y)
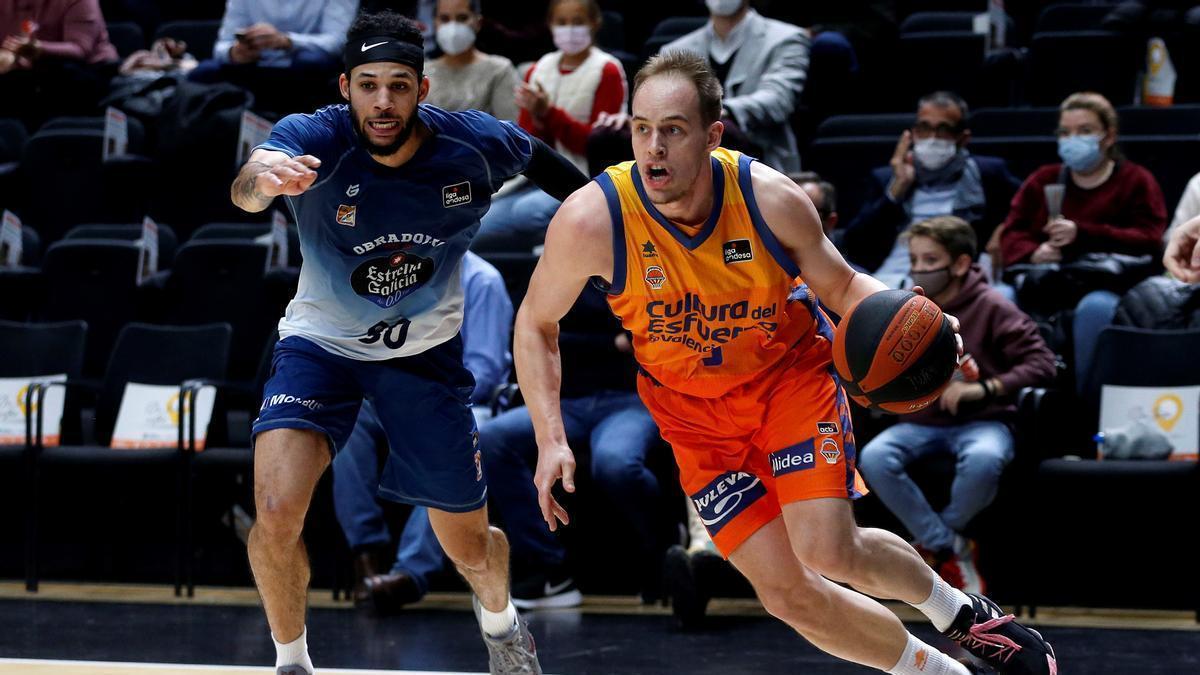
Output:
top-left (474, 0), bottom-right (627, 251)
top-left (997, 92), bottom-right (1167, 387)
top-left (860, 215), bottom-right (1057, 596)
top-left (0, 0), bottom-right (118, 127)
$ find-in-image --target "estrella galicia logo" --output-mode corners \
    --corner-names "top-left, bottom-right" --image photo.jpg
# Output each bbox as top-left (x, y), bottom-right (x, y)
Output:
top-left (723, 238), bottom-right (753, 264)
top-left (690, 471), bottom-right (765, 535)
top-left (350, 251), bottom-right (435, 308)
top-left (769, 440), bottom-right (816, 477)
top-left (442, 181), bottom-right (472, 208)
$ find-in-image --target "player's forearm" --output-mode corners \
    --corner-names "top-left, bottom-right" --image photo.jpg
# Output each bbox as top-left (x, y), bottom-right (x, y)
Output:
top-left (829, 270), bottom-right (888, 317)
top-left (513, 313), bottom-right (569, 448)
top-left (231, 161), bottom-right (275, 213)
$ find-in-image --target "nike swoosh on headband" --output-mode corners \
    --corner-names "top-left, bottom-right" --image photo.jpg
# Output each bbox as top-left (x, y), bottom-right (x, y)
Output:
top-left (361, 41), bottom-right (388, 51)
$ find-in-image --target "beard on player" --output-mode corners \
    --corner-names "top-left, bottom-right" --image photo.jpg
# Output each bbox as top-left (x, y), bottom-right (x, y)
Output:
top-left (350, 104), bottom-right (418, 157)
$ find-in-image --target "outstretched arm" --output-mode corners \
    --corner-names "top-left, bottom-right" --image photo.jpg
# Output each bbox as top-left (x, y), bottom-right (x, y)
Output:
top-left (513, 182), bottom-right (613, 530)
top-left (230, 148), bottom-right (321, 213)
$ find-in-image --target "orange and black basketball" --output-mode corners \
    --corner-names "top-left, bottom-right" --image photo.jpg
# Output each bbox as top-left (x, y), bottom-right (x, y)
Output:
top-left (832, 290), bottom-right (958, 414)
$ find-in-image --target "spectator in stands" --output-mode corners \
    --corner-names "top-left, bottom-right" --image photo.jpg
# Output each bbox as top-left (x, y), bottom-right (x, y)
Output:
top-left (837, 92), bottom-right (1020, 288)
top-left (999, 92), bottom-right (1168, 383)
top-left (859, 215), bottom-right (1056, 595)
top-left (0, 0), bottom-right (119, 126)
top-left (116, 37), bottom-right (197, 80)
top-left (1165, 215), bottom-right (1200, 282)
top-left (484, 284), bottom-right (666, 609)
top-left (189, 0), bottom-right (356, 109)
top-left (424, 0), bottom-right (517, 121)
top-left (789, 171), bottom-right (838, 236)
top-left (661, 0), bottom-right (812, 173)
top-left (473, 0), bottom-right (626, 250)
top-left (333, 251), bottom-right (513, 613)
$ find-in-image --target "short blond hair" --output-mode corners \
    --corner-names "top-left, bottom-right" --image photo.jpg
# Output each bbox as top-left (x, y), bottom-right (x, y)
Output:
top-left (905, 215), bottom-right (977, 260)
top-left (634, 50), bottom-right (724, 127)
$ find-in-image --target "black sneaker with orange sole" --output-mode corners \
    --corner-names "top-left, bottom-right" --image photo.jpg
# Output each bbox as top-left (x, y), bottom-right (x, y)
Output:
top-left (943, 593), bottom-right (1057, 675)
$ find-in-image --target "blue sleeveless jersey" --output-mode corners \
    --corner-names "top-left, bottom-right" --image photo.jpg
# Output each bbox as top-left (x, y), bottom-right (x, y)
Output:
top-left (256, 104), bottom-right (534, 360)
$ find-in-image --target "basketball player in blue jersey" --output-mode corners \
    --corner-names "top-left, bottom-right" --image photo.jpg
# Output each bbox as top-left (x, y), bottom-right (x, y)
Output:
top-left (229, 11), bottom-right (587, 675)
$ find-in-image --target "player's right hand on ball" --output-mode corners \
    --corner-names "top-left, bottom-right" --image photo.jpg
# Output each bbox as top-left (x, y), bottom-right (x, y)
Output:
top-left (535, 443), bottom-right (576, 532)
top-left (256, 155), bottom-right (321, 197)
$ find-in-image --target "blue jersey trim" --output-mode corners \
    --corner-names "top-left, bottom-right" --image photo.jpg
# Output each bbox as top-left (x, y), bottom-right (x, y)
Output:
top-left (594, 172), bottom-right (627, 295)
top-left (630, 156), bottom-right (724, 251)
top-left (737, 153), bottom-right (801, 278)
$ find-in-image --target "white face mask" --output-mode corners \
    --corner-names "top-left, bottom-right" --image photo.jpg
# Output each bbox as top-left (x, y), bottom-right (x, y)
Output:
top-left (912, 138), bottom-right (958, 171)
top-left (435, 21), bottom-right (476, 57)
top-left (706, 0), bottom-right (745, 17)
top-left (552, 25), bottom-right (592, 56)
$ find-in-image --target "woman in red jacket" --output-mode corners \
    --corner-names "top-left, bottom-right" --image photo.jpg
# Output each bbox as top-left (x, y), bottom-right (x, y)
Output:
top-left (998, 92), bottom-right (1168, 386)
top-left (474, 0), bottom-right (627, 251)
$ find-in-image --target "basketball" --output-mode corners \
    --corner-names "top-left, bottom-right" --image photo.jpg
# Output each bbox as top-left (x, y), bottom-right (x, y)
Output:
top-left (832, 290), bottom-right (958, 414)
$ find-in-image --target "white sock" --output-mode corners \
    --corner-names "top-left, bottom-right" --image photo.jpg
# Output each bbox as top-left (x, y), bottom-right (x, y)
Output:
top-left (479, 597), bottom-right (518, 638)
top-left (911, 573), bottom-right (973, 632)
top-left (273, 627), bottom-right (314, 673)
top-left (887, 632), bottom-right (971, 675)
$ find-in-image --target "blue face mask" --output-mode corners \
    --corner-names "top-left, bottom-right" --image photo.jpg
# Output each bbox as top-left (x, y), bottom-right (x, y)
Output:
top-left (1057, 134), bottom-right (1104, 172)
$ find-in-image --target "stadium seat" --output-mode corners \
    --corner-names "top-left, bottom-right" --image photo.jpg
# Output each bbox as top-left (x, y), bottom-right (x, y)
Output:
top-left (643, 16), bottom-right (706, 60)
top-left (153, 20), bottom-right (221, 61)
top-left (597, 11), bottom-right (625, 52)
top-left (895, 32), bottom-right (987, 106)
top-left (967, 107), bottom-right (1059, 137)
top-left (900, 11), bottom-right (1015, 37)
top-left (1021, 327), bottom-right (1200, 614)
top-left (25, 322), bottom-right (232, 593)
top-left (162, 240), bottom-right (274, 383)
top-left (0, 319), bottom-right (87, 591)
top-left (1028, 31), bottom-right (1139, 105)
top-left (1034, 3), bottom-right (1119, 33)
top-left (105, 21), bottom-right (146, 59)
top-left (64, 223), bottom-right (179, 269)
top-left (1119, 135), bottom-right (1200, 211)
top-left (38, 239), bottom-right (147, 377)
top-left (967, 135), bottom-right (1058, 184)
top-left (1116, 104), bottom-right (1200, 136)
top-left (813, 113), bottom-right (913, 140)
top-left (191, 221), bottom-right (301, 267)
top-left (20, 124), bottom-right (153, 243)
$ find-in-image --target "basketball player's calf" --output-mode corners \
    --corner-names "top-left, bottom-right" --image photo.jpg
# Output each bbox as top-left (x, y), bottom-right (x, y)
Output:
top-left (249, 428), bottom-right (331, 674)
top-left (785, 500), bottom-right (1056, 675)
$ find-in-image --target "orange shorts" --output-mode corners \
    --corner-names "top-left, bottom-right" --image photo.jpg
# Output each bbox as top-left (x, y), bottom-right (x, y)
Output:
top-left (638, 347), bottom-right (868, 558)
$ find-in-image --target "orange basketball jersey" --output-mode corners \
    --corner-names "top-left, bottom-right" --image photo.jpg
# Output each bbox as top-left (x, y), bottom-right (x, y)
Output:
top-left (596, 148), bottom-right (835, 398)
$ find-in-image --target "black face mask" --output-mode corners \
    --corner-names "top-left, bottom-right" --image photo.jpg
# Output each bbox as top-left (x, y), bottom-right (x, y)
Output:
top-left (911, 265), bottom-right (952, 296)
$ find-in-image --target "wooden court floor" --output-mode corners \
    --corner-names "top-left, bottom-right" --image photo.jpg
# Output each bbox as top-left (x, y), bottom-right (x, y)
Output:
top-left (1, 582), bottom-right (1199, 674)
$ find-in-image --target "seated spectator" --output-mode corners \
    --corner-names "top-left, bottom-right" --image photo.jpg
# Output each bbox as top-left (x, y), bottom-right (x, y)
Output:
top-left (837, 92), bottom-right (1020, 288)
top-left (859, 216), bottom-right (1056, 595)
top-left (789, 170), bottom-right (838, 236)
top-left (473, 0), bottom-right (626, 250)
top-left (333, 251), bottom-right (513, 613)
top-left (189, 0), bottom-right (356, 111)
top-left (999, 92), bottom-right (1168, 384)
top-left (423, 0), bottom-right (517, 120)
top-left (116, 37), bottom-right (197, 81)
top-left (485, 284), bottom-right (666, 608)
top-left (662, 0), bottom-right (812, 173)
top-left (0, 0), bottom-right (119, 127)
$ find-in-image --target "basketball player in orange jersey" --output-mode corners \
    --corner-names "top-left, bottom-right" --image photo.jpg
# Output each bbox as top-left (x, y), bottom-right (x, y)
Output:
top-left (514, 51), bottom-right (1057, 675)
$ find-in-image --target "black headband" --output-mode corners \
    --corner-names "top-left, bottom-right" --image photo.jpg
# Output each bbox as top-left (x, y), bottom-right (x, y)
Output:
top-left (344, 36), bottom-right (424, 75)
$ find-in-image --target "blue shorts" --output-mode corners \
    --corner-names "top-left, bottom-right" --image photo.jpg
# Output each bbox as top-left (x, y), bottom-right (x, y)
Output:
top-left (253, 335), bottom-right (485, 512)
